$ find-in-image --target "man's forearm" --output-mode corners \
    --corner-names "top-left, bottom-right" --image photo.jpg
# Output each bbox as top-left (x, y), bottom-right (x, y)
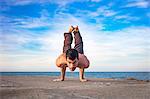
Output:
top-left (79, 68), bottom-right (88, 82)
top-left (79, 68), bottom-right (84, 80)
top-left (60, 66), bottom-right (66, 81)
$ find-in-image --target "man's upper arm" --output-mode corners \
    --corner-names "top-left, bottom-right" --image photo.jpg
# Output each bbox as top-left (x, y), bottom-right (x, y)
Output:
top-left (56, 55), bottom-right (61, 67)
top-left (56, 54), bottom-right (65, 67)
top-left (79, 54), bottom-right (90, 68)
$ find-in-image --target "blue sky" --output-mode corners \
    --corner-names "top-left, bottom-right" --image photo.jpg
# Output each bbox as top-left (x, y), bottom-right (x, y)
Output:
top-left (0, 0), bottom-right (150, 71)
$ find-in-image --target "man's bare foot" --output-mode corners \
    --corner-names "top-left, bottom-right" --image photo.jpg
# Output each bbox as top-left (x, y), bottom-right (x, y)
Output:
top-left (53, 79), bottom-right (64, 82)
top-left (80, 79), bottom-right (88, 82)
top-left (69, 26), bottom-right (74, 33)
top-left (74, 26), bottom-right (79, 32)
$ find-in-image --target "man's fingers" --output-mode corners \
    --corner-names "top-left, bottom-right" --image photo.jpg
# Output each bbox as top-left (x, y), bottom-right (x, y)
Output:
top-left (80, 79), bottom-right (88, 82)
top-left (53, 79), bottom-right (63, 82)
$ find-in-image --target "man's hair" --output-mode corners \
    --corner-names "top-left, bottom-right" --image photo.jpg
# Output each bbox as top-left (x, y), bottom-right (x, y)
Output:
top-left (66, 49), bottom-right (79, 60)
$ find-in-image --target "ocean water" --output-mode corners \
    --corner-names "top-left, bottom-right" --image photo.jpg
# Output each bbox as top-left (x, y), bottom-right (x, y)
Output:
top-left (0, 72), bottom-right (149, 80)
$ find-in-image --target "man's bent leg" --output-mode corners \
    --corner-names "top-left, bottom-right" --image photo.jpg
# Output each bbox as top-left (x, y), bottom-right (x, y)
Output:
top-left (73, 30), bottom-right (84, 54)
top-left (63, 33), bottom-right (73, 53)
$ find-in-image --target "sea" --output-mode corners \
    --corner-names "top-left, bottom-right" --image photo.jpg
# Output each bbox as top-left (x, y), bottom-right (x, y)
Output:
top-left (0, 72), bottom-right (149, 80)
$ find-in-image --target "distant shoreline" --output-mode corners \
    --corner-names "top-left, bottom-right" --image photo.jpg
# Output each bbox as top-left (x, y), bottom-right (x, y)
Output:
top-left (0, 72), bottom-right (149, 80)
top-left (0, 75), bottom-right (149, 82)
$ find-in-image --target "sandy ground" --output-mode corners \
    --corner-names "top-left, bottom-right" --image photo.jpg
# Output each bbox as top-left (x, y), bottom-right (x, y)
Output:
top-left (0, 76), bottom-right (149, 99)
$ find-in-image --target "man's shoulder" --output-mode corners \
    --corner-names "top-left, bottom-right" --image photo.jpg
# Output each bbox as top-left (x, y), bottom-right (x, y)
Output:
top-left (79, 53), bottom-right (86, 58)
top-left (56, 53), bottom-right (67, 67)
top-left (58, 53), bottom-right (66, 58)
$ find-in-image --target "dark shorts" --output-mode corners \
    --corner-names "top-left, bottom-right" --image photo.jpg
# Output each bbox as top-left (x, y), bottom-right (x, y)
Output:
top-left (63, 31), bottom-right (84, 54)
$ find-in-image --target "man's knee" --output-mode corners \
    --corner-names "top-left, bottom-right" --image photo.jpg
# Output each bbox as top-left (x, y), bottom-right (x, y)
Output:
top-left (84, 62), bottom-right (89, 68)
top-left (85, 57), bottom-right (90, 68)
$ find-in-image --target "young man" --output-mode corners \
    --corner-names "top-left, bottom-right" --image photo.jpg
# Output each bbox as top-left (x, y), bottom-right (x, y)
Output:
top-left (54, 26), bottom-right (90, 82)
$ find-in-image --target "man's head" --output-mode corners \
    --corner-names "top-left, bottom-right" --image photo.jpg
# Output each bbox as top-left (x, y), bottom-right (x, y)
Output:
top-left (66, 49), bottom-right (79, 71)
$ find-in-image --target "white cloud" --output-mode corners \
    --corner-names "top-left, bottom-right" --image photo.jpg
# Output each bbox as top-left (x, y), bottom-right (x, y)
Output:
top-left (90, 0), bottom-right (101, 2)
top-left (2, 0), bottom-right (89, 6)
top-left (0, 5), bottom-right (149, 72)
top-left (1, 13), bottom-right (149, 71)
top-left (90, 6), bottom-right (118, 17)
top-left (5, 10), bottom-right (51, 29)
top-left (114, 14), bottom-right (140, 22)
top-left (115, 15), bottom-right (129, 20)
top-left (124, 0), bottom-right (150, 8)
top-left (19, 17), bottom-right (51, 29)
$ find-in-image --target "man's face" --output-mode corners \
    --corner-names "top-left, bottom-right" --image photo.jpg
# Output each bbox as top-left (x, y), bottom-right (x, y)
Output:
top-left (66, 57), bottom-right (79, 71)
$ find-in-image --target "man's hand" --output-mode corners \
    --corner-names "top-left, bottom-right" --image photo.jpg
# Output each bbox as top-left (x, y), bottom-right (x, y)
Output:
top-left (79, 68), bottom-right (88, 82)
top-left (80, 79), bottom-right (88, 82)
top-left (53, 78), bottom-right (64, 82)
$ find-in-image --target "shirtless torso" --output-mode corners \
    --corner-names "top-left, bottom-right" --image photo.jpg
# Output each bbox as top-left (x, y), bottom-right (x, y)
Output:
top-left (56, 53), bottom-right (89, 69)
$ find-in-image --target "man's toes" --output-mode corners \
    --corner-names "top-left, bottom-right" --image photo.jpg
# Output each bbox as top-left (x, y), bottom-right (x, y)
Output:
top-left (74, 26), bottom-right (79, 32)
top-left (69, 26), bottom-right (74, 32)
